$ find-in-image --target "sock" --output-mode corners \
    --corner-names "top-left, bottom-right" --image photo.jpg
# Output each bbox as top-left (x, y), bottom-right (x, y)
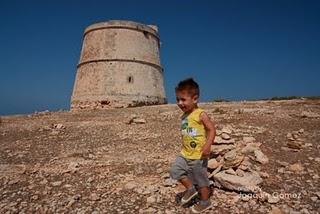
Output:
top-left (200, 199), bottom-right (210, 206)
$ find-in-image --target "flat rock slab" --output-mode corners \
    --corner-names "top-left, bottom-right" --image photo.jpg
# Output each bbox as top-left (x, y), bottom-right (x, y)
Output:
top-left (213, 171), bottom-right (263, 193)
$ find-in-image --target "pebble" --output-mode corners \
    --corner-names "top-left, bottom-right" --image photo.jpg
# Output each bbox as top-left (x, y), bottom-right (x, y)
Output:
top-left (221, 127), bottom-right (232, 134)
top-left (225, 168), bottom-right (237, 175)
top-left (51, 181), bottom-right (62, 187)
top-left (241, 195), bottom-right (250, 202)
top-left (312, 174), bottom-right (319, 180)
top-left (259, 172), bottom-right (269, 178)
top-left (288, 163), bottom-right (304, 173)
top-left (221, 133), bottom-right (231, 140)
top-left (254, 150), bottom-right (269, 164)
top-left (90, 193), bottom-right (100, 201)
top-left (146, 195), bottom-right (156, 204)
top-left (286, 133), bottom-right (294, 141)
top-left (268, 195), bottom-right (280, 204)
top-left (287, 141), bottom-right (302, 150)
top-left (208, 158), bottom-right (220, 169)
top-left (163, 178), bottom-right (177, 187)
top-left (310, 196), bottom-right (318, 202)
top-left (124, 181), bottom-right (138, 190)
top-left (236, 168), bottom-right (245, 177)
top-left (276, 160), bottom-right (289, 167)
top-left (269, 206), bottom-right (284, 214)
top-left (242, 136), bottom-right (256, 143)
top-left (52, 123), bottom-right (65, 129)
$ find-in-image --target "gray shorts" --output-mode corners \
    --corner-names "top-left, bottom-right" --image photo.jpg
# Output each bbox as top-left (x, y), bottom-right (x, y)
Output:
top-left (170, 155), bottom-right (210, 188)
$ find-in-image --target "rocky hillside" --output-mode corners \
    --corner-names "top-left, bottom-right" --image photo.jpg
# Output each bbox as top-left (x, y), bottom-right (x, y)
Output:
top-left (0, 99), bottom-right (319, 213)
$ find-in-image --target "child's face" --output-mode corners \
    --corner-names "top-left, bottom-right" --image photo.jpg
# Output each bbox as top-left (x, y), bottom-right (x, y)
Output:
top-left (176, 90), bottom-right (198, 113)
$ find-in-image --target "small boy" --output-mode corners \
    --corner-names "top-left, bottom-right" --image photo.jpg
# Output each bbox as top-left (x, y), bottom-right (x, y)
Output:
top-left (170, 78), bottom-right (216, 213)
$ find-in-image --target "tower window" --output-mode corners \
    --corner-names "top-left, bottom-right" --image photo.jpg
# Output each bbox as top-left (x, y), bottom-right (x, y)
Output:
top-left (128, 76), bottom-right (134, 83)
top-left (100, 100), bottom-right (110, 105)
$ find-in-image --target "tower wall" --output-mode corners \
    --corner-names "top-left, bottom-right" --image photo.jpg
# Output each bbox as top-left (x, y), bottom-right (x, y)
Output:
top-left (71, 20), bottom-right (166, 110)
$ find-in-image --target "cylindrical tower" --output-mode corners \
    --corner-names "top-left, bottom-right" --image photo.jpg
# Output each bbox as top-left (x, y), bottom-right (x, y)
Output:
top-left (71, 20), bottom-right (167, 110)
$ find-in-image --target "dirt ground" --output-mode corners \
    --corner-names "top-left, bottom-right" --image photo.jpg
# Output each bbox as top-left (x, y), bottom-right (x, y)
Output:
top-left (0, 99), bottom-right (319, 214)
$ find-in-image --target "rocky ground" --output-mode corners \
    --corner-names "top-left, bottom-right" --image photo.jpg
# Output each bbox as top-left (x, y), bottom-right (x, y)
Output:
top-left (0, 99), bottom-right (319, 214)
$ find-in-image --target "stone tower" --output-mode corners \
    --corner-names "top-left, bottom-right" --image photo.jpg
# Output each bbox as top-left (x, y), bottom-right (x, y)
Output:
top-left (71, 20), bottom-right (167, 110)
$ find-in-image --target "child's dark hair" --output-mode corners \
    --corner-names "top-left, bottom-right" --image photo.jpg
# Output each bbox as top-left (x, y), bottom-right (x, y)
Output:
top-left (175, 78), bottom-right (200, 97)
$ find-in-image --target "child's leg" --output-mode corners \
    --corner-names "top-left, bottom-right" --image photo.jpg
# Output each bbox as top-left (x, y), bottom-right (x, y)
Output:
top-left (170, 155), bottom-right (190, 185)
top-left (170, 156), bottom-right (198, 204)
top-left (191, 159), bottom-right (210, 194)
top-left (190, 159), bottom-right (211, 213)
top-left (198, 186), bottom-right (210, 200)
top-left (179, 176), bottom-right (198, 204)
top-left (180, 176), bottom-right (193, 189)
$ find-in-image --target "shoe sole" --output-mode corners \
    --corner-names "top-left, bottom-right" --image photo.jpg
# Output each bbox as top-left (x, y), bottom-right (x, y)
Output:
top-left (191, 204), bottom-right (212, 213)
top-left (180, 191), bottom-right (198, 205)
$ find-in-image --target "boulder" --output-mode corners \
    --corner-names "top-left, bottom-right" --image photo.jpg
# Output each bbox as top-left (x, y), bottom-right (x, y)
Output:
top-left (213, 171), bottom-right (263, 193)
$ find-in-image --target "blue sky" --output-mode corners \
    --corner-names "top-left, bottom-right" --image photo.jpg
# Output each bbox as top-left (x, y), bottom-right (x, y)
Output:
top-left (0, 0), bottom-right (319, 115)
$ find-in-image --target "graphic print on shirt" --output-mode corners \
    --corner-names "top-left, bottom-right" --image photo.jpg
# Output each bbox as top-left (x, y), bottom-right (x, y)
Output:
top-left (181, 118), bottom-right (197, 148)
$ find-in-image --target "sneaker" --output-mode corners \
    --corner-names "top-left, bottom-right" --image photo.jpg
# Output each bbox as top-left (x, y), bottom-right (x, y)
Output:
top-left (190, 201), bottom-right (212, 213)
top-left (180, 189), bottom-right (198, 205)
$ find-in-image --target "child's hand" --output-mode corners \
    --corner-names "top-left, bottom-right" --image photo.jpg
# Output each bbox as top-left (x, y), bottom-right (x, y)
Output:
top-left (201, 142), bottom-right (211, 159)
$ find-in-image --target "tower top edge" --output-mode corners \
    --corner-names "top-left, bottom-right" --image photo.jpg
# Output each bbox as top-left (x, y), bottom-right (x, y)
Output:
top-left (84, 20), bottom-right (159, 37)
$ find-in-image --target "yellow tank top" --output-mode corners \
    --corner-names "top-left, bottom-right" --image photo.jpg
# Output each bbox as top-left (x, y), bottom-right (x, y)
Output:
top-left (180, 108), bottom-right (206, 160)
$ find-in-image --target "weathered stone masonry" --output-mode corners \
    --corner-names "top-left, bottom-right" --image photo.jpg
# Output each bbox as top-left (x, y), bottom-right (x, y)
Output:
top-left (71, 20), bottom-right (167, 110)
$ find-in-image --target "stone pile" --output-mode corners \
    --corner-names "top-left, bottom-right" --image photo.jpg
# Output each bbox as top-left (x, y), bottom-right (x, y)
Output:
top-left (162, 124), bottom-right (270, 196)
top-left (284, 129), bottom-right (313, 151)
top-left (208, 125), bottom-right (268, 193)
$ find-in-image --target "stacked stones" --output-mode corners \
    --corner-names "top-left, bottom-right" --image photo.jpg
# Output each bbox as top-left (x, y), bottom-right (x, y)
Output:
top-left (207, 125), bottom-right (269, 193)
top-left (285, 129), bottom-right (312, 151)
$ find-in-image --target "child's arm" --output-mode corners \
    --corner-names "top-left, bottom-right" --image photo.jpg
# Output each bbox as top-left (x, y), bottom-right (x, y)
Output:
top-left (200, 111), bottom-right (216, 159)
